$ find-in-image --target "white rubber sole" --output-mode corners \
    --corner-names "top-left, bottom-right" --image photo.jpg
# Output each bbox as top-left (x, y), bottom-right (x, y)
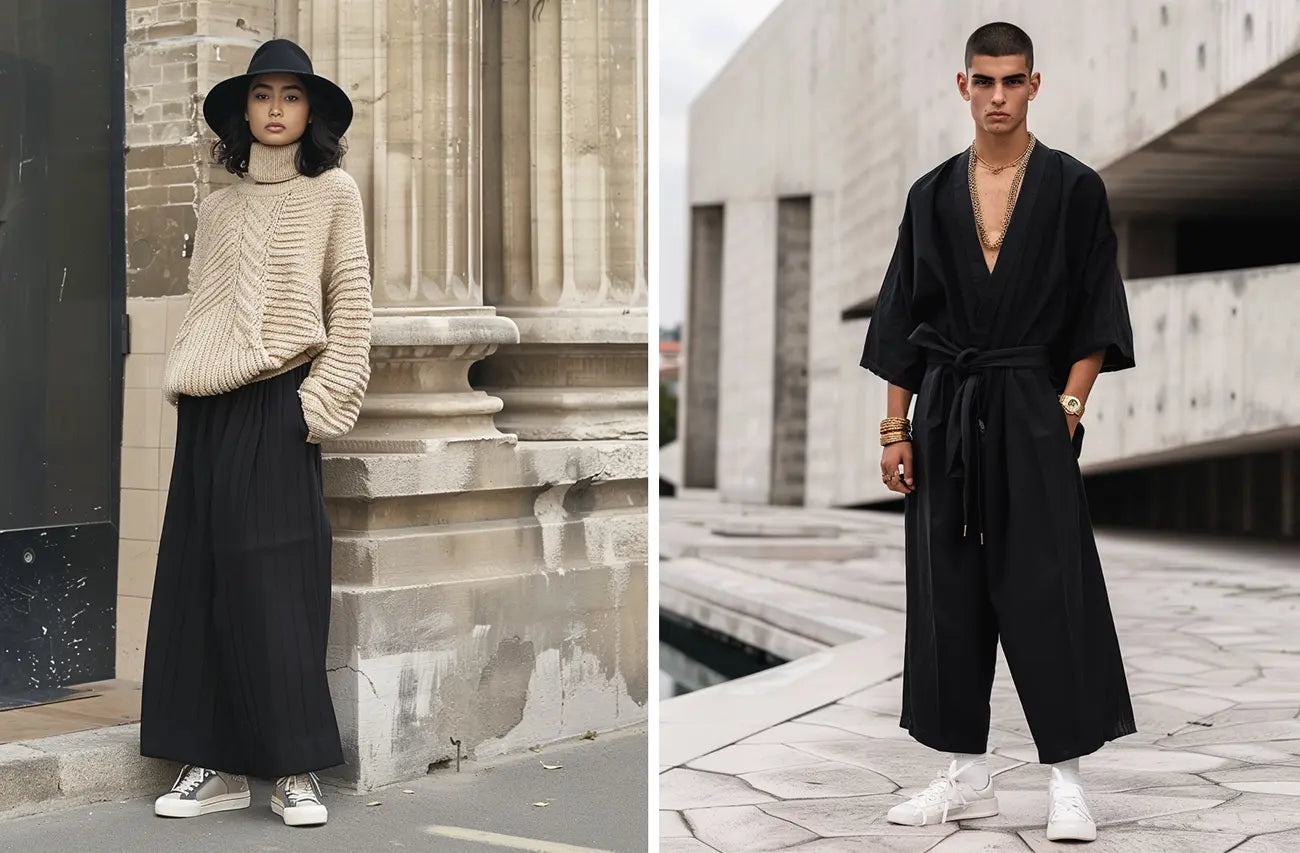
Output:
top-left (886, 797), bottom-right (1000, 826)
top-left (1046, 820), bottom-right (1097, 842)
top-left (154, 790), bottom-right (251, 818)
top-left (271, 797), bottom-right (329, 827)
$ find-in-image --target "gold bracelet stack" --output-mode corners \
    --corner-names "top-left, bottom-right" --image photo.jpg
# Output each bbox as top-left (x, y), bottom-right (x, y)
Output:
top-left (880, 417), bottom-right (912, 447)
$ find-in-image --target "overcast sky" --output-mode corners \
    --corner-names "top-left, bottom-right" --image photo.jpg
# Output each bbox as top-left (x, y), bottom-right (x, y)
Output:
top-left (658, 0), bottom-right (785, 329)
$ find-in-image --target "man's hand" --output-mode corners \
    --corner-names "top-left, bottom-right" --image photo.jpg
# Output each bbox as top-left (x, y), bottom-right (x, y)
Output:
top-left (880, 441), bottom-right (915, 494)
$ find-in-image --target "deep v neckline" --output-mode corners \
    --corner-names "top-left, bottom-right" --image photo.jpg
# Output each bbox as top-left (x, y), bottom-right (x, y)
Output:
top-left (960, 145), bottom-right (1042, 288)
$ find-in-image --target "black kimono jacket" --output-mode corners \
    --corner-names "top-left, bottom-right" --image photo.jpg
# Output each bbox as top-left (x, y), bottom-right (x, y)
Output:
top-left (860, 141), bottom-right (1137, 762)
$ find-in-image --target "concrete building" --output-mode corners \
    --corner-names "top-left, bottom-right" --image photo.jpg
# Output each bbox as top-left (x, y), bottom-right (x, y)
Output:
top-left (677, 0), bottom-right (1300, 538)
top-left (1, 0), bottom-right (647, 790)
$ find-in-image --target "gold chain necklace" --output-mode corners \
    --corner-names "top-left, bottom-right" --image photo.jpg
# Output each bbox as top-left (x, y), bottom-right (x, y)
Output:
top-left (969, 134), bottom-right (1036, 251)
top-left (972, 133), bottom-right (1035, 174)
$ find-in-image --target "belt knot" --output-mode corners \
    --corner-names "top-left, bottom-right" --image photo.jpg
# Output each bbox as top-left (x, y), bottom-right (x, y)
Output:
top-left (952, 347), bottom-right (980, 375)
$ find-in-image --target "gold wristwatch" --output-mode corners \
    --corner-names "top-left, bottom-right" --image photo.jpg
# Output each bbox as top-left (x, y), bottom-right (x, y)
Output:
top-left (1058, 394), bottom-right (1085, 417)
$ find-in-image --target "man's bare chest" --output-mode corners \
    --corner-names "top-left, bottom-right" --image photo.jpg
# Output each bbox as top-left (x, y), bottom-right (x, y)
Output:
top-left (973, 170), bottom-right (1019, 272)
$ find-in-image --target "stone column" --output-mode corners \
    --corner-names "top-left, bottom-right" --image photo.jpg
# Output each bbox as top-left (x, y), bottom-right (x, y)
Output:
top-left (478, 0), bottom-right (649, 440)
top-left (282, 0), bottom-right (647, 790)
top-left (285, 0), bottom-right (518, 449)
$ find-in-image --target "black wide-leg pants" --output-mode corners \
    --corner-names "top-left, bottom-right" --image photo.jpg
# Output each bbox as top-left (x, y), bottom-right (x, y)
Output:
top-left (139, 362), bottom-right (344, 778)
top-left (899, 415), bottom-right (1136, 766)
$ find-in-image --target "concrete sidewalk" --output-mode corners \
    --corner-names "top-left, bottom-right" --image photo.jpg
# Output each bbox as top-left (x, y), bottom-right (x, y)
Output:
top-left (0, 723), bottom-right (647, 852)
top-left (660, 496), bottom-right (1300, 852)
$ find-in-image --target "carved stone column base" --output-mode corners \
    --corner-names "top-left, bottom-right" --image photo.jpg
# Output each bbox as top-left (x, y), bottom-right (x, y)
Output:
top-left (474, 309), bottom-right (649, 441)
top-left (326, 311), bottom-right (520, 453)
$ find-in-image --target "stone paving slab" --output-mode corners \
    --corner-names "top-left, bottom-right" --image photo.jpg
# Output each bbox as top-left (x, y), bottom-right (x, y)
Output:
top-left (1232, 828), bottom-right (1300, 852)
top-left (786, 838), bottom-right (939, 852)
top-left (686, 803), bottom-right (821, 850)
top-left (757, 794), bottom-right (958, 838)
top-left (660, 498), bottom-right (1300, 850)
top-left (1018, 827), bottom-right (1246, 852)
top-left (741, 761), bottom-right (897, 799)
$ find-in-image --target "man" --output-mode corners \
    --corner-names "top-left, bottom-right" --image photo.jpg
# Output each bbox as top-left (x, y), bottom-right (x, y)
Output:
top-left (860, 22), bottom-right (1136, 843)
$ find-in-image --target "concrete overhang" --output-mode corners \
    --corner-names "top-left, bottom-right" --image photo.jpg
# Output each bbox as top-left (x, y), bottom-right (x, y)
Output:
top-left (1102, 51), bottom-right (1300, 217)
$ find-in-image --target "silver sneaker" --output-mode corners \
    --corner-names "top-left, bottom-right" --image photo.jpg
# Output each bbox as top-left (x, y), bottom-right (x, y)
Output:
top-left (154, 765), bottom-right (251, 818)
top-left (272, 771), bottom-right (328, 826)
top-left (886, 760), bottom-right (1000, 826)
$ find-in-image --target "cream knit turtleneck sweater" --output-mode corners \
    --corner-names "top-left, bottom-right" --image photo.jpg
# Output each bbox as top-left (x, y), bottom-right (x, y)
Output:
top-left (162, 141), bottom-right (373, 444)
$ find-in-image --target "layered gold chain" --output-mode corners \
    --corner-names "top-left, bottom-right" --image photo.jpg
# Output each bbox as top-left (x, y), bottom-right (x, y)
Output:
top-left (969, 133), bottom-right (1036, 251)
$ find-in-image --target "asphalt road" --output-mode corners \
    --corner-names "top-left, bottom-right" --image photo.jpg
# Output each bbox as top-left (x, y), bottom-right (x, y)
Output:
top-left (0, 725), bottom-right (648, 853)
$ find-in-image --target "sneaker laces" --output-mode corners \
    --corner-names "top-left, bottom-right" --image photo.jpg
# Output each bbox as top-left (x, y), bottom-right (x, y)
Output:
top-left (279, 773), bottom-right (320, 805)
top-left (173, 765), bottom-right (210, 795)
top-left (909, 764), bottom-right (973, 825)
top-left (1050, 784), bottom-right (1093, 824)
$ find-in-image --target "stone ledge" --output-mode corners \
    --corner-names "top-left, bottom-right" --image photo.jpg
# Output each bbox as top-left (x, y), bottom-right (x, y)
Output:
top-left (370, 313), bottom-right (521, 348)
top-left (505, 312), bottom-right (649, 345)
top-left (660, 586), bottom-right (827, 662)
top-left (331, 510), bottom-right (647, 585)
top-left (660, 635), bottom-right (903, 769)
top-left (661, 561), bottom-right (873, 651)
top-left (0, 725), bottom-right (174, 820)
top-left (325, 439), bottom-right (649, 499)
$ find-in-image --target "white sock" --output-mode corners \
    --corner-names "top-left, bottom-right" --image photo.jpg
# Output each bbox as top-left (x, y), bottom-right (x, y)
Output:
top-left (951, 752), bottom-right (990, 788)
top-left (1051, 757), bottom-right (1082, 788)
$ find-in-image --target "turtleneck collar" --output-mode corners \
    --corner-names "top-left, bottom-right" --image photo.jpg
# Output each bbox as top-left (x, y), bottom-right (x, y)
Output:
top-left (247, 141), bottom-right (303, 184)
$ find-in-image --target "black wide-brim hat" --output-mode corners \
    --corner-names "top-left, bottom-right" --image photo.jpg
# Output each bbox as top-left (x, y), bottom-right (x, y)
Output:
top-left (202, 38), bottom-right (352, 138)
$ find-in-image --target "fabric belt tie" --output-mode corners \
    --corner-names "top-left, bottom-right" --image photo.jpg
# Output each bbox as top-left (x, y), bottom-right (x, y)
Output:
top-left (907, 322), bottom-right (1050, 546)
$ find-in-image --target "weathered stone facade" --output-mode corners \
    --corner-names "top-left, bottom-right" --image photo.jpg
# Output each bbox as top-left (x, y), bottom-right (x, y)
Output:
top-left (119, 0), bottom-right (647, 789)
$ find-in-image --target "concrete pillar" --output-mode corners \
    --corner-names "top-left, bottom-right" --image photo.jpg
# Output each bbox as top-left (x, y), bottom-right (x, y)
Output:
top-left (770, 197), bottom-right (812, 506)
top-left (476, 0), bottom-right (649, 441)
top-left (682, 206), bottom-right (724, 489)
top-left (282, 0), bottom-right (647, 791)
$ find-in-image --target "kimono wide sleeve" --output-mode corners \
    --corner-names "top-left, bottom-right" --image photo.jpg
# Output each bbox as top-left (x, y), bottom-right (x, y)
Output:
top-left (860, 200), bottom-right (926, 392)
top-left (1066, 173), bottom-right (1136, 373)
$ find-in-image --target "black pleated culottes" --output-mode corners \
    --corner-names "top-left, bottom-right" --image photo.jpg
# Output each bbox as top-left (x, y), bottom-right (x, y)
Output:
top-left (139, 362), bottom-right (344, 778)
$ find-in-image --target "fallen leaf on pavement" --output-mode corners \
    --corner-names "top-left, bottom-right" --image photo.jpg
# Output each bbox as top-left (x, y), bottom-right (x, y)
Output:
top-left (366, 801), bottom-right (382, 807)
top-left (402, 789), bottom-right (415, 794)
top-left (533, 801), bottom-right (550, 807)
top-left (529, 745), bottom-right (542, 753)
top-left (541, 763), bottom-right (563, 770)
top-left (581, 730), bottom-right (597, 740)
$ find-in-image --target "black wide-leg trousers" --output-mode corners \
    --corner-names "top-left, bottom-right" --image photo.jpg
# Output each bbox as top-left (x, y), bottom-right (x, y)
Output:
top-left (140, 362), bottom-right (344, 778)
top-left (899, 420), bottom-right (1136, 766)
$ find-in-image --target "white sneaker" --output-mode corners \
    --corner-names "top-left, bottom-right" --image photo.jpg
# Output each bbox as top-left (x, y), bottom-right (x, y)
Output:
top-left (1046, 767), bottom-right (1097, 842)
top-left (886, 761), bottom-right (1000, 826)
top-left (154, 765), bottom-right (251, 818)
top-left (272, 772), bottom-right (328, 826)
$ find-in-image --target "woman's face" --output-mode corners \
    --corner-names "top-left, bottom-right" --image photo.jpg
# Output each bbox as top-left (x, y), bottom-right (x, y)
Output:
top-left (244, 73), bottom-right (310, 146)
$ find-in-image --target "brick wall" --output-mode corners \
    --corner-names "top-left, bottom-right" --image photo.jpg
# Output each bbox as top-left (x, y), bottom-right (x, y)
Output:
top-left (117, 0), bottom-right (274, 679)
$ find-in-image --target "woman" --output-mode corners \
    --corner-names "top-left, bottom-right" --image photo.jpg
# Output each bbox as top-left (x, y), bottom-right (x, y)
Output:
top-left (140, 38), bottom-right (372, 828)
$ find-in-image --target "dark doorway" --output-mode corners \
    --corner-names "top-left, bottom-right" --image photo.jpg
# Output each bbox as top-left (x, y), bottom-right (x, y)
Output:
top-left (0, 2), bottom-right (125, 708)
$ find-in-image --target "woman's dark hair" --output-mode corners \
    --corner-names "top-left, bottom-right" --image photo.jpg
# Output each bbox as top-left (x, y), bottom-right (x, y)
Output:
top-left (211, 78), bottom-right (347, 177)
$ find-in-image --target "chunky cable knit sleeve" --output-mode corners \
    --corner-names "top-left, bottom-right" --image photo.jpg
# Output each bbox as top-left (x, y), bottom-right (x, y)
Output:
top-left (297, 169), bottom-right (373, 444)
top-left (162, 194), bottom-right (219, 406)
